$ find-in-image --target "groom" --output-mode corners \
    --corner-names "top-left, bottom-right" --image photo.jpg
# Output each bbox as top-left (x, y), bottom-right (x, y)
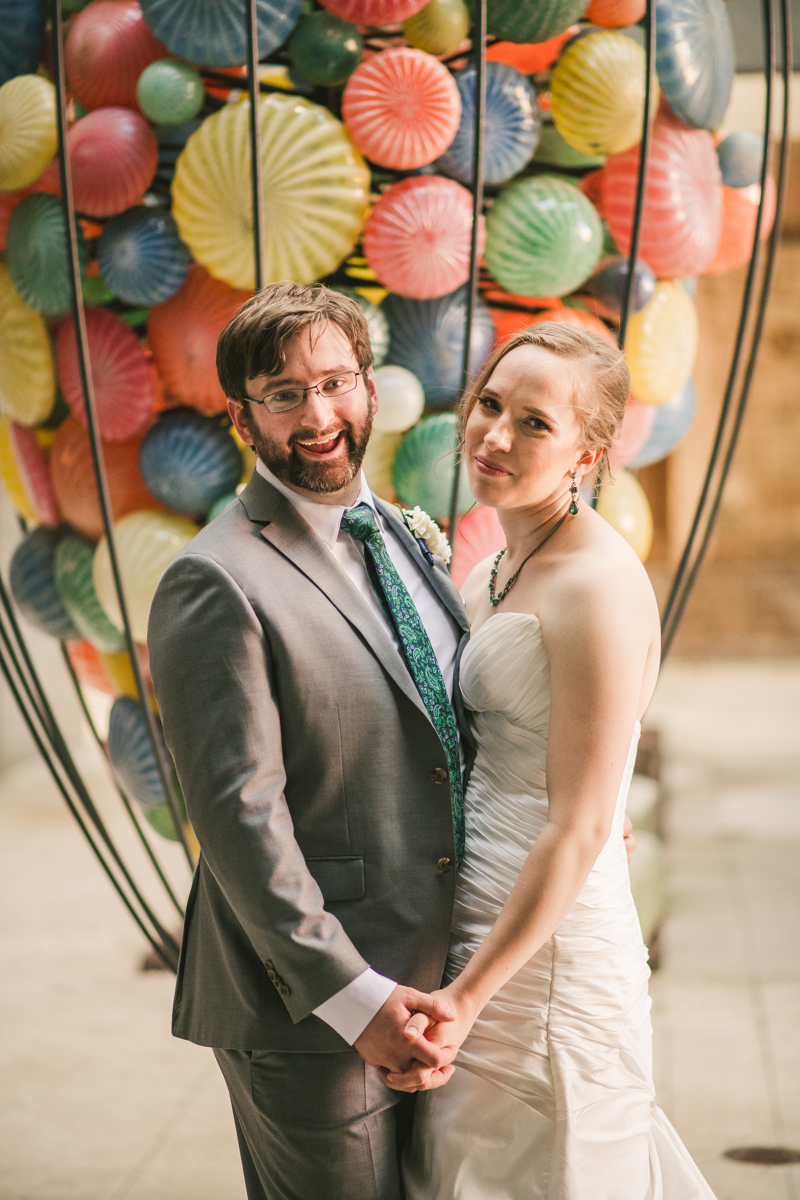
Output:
top-left (147, 283), bottom-right (472, 1200)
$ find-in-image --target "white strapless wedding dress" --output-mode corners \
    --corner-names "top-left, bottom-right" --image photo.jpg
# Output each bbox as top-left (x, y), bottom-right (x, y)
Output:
top-left (404, 612), bottom-right (715, 1200)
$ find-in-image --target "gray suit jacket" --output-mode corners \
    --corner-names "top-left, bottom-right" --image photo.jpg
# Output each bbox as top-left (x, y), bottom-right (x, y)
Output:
top-left (147, 469), bottom-right (473, 1052)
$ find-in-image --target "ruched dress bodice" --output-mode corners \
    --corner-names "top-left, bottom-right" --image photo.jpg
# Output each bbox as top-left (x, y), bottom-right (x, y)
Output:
top-left (404, 613), bottom-right (716, 1200)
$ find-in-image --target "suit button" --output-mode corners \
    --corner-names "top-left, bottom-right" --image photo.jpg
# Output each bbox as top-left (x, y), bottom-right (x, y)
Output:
top-left (267, 970), bottom-right (277, 982)
top-left (279, 984), bottom-right (291, 997)
top-left (264, 960), bottom-right (275, 970)
top-left (430, 767), bottom-right (448, 784)
top-left (437, 857), bottom-right (453, 873)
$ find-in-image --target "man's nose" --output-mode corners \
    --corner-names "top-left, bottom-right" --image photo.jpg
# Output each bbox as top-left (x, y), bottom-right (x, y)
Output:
top-left (297, 386), bottom-right (337, 429)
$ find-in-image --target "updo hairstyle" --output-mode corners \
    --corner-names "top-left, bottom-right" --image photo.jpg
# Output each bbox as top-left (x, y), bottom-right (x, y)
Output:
top-left (458, 322), bottom-right (631, 482)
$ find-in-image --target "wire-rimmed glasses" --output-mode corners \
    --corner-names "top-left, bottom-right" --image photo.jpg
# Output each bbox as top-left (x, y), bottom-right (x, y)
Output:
top-left (244, 370), bottom-right (363, 415)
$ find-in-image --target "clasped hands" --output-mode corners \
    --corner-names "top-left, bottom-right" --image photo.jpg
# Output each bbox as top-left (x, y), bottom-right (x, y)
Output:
top-left (354, 816), bottom-right (637, 1093)
top-left (354, 982), bottom-right (475, 1094)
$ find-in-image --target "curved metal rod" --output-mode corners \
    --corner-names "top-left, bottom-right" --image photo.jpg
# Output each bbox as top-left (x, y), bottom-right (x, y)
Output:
top-left (447, 0), bottom-right (487, 556)
top-left (661, 0), bottom-right (775, 638)
top-left (662, 0), bottom-right (790, 655)
top-left (0, 570), bottom-right (182, 941)
top-left (50, 0), bottom-right (193, 867)
top-left (60, 646), bottom-right (185, 918)
top-left (661, 0), bottom-right (781, 646)
top-left (0, 590), bottom-right (181, 960)
top-left (618, 0), bottom-right (657, 349)
top-left (246, 0), bottom-right (265, 291)
top-left (0, 620), bottom-right (178, 971)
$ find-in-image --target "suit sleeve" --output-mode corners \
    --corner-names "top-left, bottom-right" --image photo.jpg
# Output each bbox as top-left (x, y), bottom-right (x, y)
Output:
top-left (147, 551), bottom-right (369, 1024)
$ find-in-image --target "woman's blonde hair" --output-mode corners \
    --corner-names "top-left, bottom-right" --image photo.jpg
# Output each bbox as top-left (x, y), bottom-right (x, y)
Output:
top-left (458, 322), bottom-right (631, 481)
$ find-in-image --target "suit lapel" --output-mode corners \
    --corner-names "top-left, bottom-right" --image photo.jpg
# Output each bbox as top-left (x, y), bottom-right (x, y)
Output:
top-left (239, 471), bottom-right (430, 721)
top-left (373, 497), bottom-right (470, 637)
top-left (374, 496), bottom-right (475, 758)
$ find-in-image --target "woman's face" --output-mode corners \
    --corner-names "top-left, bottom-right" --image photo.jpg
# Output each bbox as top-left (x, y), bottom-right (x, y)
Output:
top-left (464, 344), bottom-right (597, 512)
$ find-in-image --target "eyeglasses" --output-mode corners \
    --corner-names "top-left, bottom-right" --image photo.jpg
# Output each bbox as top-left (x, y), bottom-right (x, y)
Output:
top-left (244, 370), bottom-right (363, 415)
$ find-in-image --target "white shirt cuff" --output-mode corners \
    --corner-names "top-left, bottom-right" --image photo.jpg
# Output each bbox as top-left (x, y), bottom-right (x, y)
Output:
top-left (312, 968), bottom-right (397, 1046)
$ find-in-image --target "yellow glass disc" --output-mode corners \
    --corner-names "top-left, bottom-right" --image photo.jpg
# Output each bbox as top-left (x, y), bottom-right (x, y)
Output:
top-left (172, 94), bottom-right (371, 290)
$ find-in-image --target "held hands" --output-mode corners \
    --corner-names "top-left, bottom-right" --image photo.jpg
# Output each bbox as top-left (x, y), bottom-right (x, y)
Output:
top-left (369, 818), bottom-right (635, 1094)
top-left (382, 983), bottom-right (480, 1093)
top-left (354, 984), bottom-right (459, 1088)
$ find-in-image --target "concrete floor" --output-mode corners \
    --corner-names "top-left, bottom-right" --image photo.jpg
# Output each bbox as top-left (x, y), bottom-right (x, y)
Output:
top-left (0, 658), bottom-right (798, 1199)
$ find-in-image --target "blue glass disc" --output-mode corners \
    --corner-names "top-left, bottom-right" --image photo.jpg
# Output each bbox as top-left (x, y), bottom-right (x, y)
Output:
top-left (98, 206), bottom-right (192, 307)
top-left (383, 286), bottom-right (496, 409)
top-left (436, 62), bottom-right (540, 186)
top-left (655, 0), bottom-right (734, 132)
top-left (140, 0), bottom-right (303, 68)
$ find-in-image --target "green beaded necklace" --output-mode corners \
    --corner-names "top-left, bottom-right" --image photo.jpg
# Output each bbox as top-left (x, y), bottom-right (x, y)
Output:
top-left (488, 509), bottom-right (571, 608)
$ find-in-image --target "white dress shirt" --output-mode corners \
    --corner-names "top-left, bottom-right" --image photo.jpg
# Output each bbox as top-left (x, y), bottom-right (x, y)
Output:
top-left (255, 460), bottom-right (461, 1044)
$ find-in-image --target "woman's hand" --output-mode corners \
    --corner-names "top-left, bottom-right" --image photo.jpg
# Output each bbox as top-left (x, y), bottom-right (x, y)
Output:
top-left (380, 984), bottom-right (481, 1092)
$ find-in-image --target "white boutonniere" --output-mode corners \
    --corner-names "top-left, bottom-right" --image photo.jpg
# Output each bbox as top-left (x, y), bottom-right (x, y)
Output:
top-left (398, 506), bottom-right (452, 565)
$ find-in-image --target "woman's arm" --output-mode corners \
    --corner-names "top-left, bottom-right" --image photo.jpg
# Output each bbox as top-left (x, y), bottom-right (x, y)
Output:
top-left (389, 564), bottom-right (653, 1086)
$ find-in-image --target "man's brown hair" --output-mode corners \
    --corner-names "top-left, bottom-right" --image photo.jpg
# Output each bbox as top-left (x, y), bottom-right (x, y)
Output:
top-left (216, 281), bottom-right (374, 401)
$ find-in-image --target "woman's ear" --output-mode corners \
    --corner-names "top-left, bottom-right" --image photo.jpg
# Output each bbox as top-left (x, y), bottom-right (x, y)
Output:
top-left (575, 445), bottom-right (604, 475)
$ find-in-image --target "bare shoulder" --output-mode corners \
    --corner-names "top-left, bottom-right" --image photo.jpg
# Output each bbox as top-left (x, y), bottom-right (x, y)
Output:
top-left (540, 510), bottom-right (660, 645)
top-left (461, 552), bottom-right (497, 624)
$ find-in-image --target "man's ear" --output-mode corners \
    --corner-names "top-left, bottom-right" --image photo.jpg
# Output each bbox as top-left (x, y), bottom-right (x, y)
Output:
top-left (365, 366), bottom-right (379, 417)
top-left (227, 397), bottom-right (254, 447)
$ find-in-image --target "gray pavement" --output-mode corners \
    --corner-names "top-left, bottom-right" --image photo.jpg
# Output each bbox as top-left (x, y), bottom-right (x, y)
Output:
top-left (1, 658), bottom-right (798, 1199)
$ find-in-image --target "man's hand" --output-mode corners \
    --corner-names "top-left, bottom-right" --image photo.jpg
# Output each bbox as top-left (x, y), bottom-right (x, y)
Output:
top-left (623, 813), bottom-right (636, 864)
top-left (354, 985), bottom-right (457, 1077)
top-left (381, 984), bottom-right (480, 1093)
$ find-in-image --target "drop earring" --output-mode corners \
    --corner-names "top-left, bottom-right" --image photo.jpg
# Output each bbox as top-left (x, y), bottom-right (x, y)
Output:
top-left (569, 471), bottom-right (579, 515)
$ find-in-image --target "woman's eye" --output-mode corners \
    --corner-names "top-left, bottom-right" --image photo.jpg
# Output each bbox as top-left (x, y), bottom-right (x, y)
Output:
top-left (478, 395), bottom-right (499, 410)
top-left (526, 417), bottom-right (549, 431)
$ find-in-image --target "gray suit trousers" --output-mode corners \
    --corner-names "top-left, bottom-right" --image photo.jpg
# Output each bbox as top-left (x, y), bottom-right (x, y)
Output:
top-left (214, 1047), bottom-right (411, 1200)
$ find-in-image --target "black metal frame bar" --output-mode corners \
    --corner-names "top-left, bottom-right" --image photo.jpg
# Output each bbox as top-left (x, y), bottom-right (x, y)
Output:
top-left (617, 0), bottom-right (657, 349)
top-left (60, 646), bottom-right (185, 917)
top-left (661, 0), bottom-right (791, 655)
top-left (245, 0), bottom-right (265, 291)
top-left (0, 581), bottom-right (179, 969)
top-left (447, 0), bottom-right (487, 546)
top-left (49, 0), bottom-right (193, 866)
top-left (0, 569), bottom-right (181, 949)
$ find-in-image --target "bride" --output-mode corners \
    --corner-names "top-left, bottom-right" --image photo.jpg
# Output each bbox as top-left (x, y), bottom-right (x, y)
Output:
top-left (395, 325), bottom-right (715, 1198)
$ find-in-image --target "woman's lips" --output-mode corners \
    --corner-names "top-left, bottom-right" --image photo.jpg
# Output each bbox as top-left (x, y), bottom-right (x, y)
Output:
top-left (474, 455), bottom-right (511, 477)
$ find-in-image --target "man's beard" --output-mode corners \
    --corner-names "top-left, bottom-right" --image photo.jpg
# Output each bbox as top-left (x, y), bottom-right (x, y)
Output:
top-left (244, 402), bottom-right (373, 494)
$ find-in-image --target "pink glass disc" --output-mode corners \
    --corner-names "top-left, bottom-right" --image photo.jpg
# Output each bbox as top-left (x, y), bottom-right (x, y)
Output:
top-left (342, 47), bottom-right (461, 171)
top-left (704, 177), bottom-right (776, 275)
top-left (69, 107), bottom-right (158, 218)
top-left (8, 421), bottom-right (59, 526)
top-left (363, 175), bottom-right (484, 300)
top-left (319, 0), bottom-right (428, 22)
top-left (609, 397), bottom-right (657, 467)
top-left (451, 505), bottom-right (505, 590)
top-left (602, 104), bottom-right (722, 279)
top-left (56, 307), bottom-right (153, 442)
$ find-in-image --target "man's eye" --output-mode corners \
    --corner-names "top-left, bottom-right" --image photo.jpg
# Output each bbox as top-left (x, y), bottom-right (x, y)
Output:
top-left (321, 376), bottom-right (348, 393)
top-left (272, 391), bottom-right (301, 405)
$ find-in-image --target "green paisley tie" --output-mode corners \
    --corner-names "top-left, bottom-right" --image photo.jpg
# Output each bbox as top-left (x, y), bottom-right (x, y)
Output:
top-left (340, 503), bottom-right (465, 869)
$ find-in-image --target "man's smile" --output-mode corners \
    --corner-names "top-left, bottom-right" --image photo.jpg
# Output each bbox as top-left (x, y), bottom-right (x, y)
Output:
top-left (293, 430), bottom-right (346, 458)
